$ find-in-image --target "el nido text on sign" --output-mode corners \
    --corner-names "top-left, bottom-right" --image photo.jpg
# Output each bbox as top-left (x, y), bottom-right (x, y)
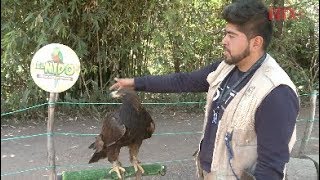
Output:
top-left (30, 43), bottom-right (81, 93)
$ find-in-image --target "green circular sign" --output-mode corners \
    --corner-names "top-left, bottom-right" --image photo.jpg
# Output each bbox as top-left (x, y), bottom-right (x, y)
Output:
top-left (30, 43), bottom-right (81, 93)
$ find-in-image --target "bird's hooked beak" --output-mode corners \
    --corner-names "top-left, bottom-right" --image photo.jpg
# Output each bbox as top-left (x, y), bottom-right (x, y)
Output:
top-left (110, 90), bottom-right (121, 98)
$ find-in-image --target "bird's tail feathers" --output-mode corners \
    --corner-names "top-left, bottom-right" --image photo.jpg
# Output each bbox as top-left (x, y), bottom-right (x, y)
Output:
top-left (88, 152), bottom-right (106, 164)
top-left (88, 142), bottom-right (95, 149)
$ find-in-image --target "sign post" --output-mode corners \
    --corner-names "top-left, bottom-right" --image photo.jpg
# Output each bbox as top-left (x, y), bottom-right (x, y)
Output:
top-left (47, 92), bottom-right (58, 180)
top-left (30, 43), bottom-right (80, 180)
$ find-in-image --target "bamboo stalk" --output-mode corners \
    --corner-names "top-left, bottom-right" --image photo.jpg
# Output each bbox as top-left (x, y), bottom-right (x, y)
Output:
top-left (298, 90), bottom-right (318, 156)
top-left (48, 92), bottom-right (58, 180)
top-left (81, 72), bottom-right (91, 98)
top-left (97, 31), bottom-right (103, 90)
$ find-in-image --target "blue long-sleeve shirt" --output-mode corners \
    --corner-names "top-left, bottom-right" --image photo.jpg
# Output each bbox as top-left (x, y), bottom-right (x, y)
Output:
top-left (134, 61), bottom-right (299, 180)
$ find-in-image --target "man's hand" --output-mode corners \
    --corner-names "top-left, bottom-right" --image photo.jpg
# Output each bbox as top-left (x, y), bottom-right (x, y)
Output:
top-left (109, 78), bottom-right (135, 91)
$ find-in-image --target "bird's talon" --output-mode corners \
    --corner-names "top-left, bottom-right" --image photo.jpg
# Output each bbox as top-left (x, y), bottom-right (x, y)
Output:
top-left (133, 162), bottom-right (145, 174)
top-left (138, 165), bottom-right (145, 174)
top-left (109, 165), bottom-right (126, 179)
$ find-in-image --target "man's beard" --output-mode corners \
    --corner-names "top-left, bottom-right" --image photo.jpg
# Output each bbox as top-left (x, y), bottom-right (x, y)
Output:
top-left (224, 46), bottom-right (250, 65)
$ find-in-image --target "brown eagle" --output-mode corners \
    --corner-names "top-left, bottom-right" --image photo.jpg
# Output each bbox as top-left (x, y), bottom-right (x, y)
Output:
top-left (88, 89), bottom-right (155, 179)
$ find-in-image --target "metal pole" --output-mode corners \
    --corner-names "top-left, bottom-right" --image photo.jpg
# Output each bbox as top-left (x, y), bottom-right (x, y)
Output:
top-left (298, 90), bottom-right (318, 156)
top-left (48, 92), bottom-right (58, 180)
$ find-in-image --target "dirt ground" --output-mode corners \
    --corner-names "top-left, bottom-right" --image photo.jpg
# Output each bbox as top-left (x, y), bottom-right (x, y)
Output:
top-left (1, 105), bottom-right (319, 180)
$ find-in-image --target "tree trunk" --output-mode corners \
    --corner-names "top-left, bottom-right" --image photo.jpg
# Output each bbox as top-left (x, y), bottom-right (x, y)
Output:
top-left (273, 0), bottom-right (285, 38)
top-left (171, 35), bottom-right (181, 73)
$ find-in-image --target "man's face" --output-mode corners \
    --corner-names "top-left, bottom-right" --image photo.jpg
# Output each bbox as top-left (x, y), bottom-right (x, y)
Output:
top-left (222, 23), bottom-right (251, 65)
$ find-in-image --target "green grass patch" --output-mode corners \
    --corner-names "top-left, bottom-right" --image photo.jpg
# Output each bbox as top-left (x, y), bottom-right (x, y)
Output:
top-left (61, 164), bottom-right (166, 180)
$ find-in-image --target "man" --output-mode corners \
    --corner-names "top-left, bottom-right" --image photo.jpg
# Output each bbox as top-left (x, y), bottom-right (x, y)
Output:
top-left (109, 0), bottom-right (299, 179)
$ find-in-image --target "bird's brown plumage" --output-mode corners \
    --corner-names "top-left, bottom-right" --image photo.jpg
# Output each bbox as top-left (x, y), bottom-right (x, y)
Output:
top-left (88, 89), bottom-right (155, 177)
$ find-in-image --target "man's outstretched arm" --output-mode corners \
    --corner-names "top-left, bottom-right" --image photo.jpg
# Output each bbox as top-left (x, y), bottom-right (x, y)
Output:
top-left (110, 61), bottom-right (221, 93)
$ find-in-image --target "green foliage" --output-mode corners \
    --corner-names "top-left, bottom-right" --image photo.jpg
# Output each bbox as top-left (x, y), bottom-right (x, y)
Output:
top-left (146, 0), bottom-right (226, 75)
top-left (268, 0), bottom-right (319, 95)
top-left (1, 0), bottom-right (318, 120)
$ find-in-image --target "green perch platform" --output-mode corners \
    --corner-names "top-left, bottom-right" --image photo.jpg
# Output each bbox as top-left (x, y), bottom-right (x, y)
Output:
top-left (59, 163), bottom-right (167, 180)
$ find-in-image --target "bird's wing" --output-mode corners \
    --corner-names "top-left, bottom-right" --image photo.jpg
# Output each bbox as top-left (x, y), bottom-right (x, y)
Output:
top-left (101, 112), bottom-right (126, 147)
top-left (88, 134), bottom-right (104, 152)
top-left (142, 109), bottom-right (155, 139)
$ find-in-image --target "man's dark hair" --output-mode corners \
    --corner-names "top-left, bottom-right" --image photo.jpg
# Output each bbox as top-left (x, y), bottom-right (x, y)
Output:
top-left (222, 0), bottom-right (272, 50)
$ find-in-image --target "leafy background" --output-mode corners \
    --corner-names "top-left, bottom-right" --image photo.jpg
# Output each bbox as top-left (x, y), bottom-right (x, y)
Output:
top-left (1, 0), bottom-right (318, 119)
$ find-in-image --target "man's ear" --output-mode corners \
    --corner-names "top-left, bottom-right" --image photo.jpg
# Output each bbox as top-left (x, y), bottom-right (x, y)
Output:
top-left (251, 36), bottom-right (264, 51)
